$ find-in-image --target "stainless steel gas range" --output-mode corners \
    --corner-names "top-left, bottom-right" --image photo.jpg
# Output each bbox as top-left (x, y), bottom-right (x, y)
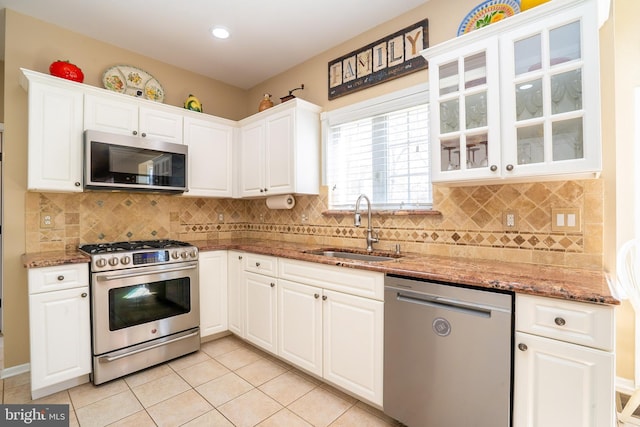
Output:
top-left (79, 240), bottom-right (200, 385)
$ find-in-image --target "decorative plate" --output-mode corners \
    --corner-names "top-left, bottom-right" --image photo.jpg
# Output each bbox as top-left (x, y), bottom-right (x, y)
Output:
top-left (457, 0), bottom-right (520, 36)
top-left (102, 65), bottom-right (164, 102)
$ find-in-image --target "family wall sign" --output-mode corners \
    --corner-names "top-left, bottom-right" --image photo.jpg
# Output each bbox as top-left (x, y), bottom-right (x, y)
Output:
top-left (328, 19), bottom-right (429, 100)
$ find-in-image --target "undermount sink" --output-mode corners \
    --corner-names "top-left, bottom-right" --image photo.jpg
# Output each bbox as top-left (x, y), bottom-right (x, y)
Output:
top-left (304, 248), bottom-right (400, 262)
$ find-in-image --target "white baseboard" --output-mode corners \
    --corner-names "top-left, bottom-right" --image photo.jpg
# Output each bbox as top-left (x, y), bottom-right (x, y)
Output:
top-left (1, 363), bottom-right (30, 379)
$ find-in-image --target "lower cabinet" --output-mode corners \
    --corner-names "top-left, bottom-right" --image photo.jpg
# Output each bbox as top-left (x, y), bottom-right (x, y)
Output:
top-left (199, 251), bottom-right (228, 338)
top-left (513, 294), bottom-right (615, 427)
top-left (244, 271), bottom-right (278, 354)
top-left (28, 264), bottom-right (91, 399)
top-left (227, 250), bottom-right (245, 337)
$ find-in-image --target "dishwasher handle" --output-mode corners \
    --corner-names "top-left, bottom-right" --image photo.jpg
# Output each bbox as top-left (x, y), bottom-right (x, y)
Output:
top-left (395, 292), bottom-right (493, 318)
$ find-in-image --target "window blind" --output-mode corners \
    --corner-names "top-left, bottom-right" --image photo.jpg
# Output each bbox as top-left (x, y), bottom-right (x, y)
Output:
top-left (326, 103), bottom-right (431, 210)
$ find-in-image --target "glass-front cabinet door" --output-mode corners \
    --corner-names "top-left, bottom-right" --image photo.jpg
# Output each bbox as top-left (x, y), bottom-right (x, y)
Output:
top-left (422, 0), bottom-right (601, 185)
top-left (428, 39), bottom-right (501, 183)
top-left (500, 0), bottom-right (600, 177)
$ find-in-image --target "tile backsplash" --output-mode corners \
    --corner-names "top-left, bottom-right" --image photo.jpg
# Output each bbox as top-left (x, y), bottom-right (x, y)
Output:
top-left (25, 179), bottom-right (604, 269)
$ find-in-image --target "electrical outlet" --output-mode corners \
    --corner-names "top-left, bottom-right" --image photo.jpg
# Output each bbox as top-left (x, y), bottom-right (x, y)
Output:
top-left (301, 213), bottom-right (308, 224)
top-left (551, 208), bottom-right (581, 232)
top-left (217, 213), bottom-right (224, 222)
top-left (40, 213), bottom-right (54, 228)
top-left (502, 210), bottom-right (518, 229)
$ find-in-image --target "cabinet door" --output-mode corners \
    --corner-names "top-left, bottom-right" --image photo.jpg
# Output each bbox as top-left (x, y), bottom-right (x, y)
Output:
top-left (239, 121), bottom-right (266, 197)
top-left (28, 81), bottom-right (84, 192)
top-left (323, 289), bottom-right (383, 406)
top-left (227, 251), bottom-right (245, 337)
top-left (244, 272), bottom-right (277, 353)
top-left (84, 93), bottom-right (139, 136)
top-left (429, 38), bottom-right (501, 183)
top-left (183, 116), bottom-right (234, 197)
top-left (199, 251), bottom-right (228, 337)
top-left (265, 110), bottom-right (294, 194)
top-left (29, 287), bottom-right (91, 391)
top-left (500, 2), bottom-right (600, 178)
top-left (277, 280), bottom-right (322, 376)
top-left (513, 331), bottom-right (614, 427)
top-left (139, 106), bottom-right (183, 144)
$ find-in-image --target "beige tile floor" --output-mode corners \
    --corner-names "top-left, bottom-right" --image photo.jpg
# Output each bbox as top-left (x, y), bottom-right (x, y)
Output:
top-left (1, 335), bottom-right (401, 426)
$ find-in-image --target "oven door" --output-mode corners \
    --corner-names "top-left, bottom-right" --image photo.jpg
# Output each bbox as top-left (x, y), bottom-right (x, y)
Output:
top-left (91, 261), bottom-right (199, 355)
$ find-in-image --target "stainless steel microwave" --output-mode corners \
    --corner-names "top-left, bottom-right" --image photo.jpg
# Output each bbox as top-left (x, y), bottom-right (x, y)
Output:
top-left (84, 130), bottom-right (188, 193)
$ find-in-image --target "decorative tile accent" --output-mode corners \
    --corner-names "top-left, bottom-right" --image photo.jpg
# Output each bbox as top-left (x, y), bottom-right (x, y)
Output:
top-left (25, 179), bottom-right (603, 269)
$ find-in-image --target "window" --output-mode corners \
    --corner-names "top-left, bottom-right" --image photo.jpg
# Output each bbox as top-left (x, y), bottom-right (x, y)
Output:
top-left (324, 85), bottom-right (431, 210)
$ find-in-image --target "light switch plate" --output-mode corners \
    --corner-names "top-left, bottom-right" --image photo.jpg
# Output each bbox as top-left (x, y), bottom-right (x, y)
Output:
top-left (551, 208), bottom-right (581, 232)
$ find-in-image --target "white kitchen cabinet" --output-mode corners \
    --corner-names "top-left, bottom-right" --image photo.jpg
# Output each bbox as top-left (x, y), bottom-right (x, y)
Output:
top-left (422, 0), bottom-right (600, 185)
top-left (199, 251), bottom-right (228, 338)
top-left (28, 263), bottom-right (91, 399)
top-left (277, 279), bottom-right (323, 376)
top-left (243, 254), bottom-right (279, 353)
top-left (22, 70), bottom-right (84, 192)
top-left (227, 251), bottom-right (245, 337)
top-left (84, 92), bottom-right (183, 144)
top-left (322, 288), bottom-right (383, 406)
top-left (278, 258), bottom-right (384, 406)
top-left (183, 115), bottom-right (235, 197)
top-left (238, 98), bottom-right (321, 197)
top-left (513, 294), bottom-right (615, 427)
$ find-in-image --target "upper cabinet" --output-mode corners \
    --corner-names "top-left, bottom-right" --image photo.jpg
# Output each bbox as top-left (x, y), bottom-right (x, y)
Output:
top-left (238, 99), bottom-right (321, 197)
top-left (422, 0), bottom-right (600, 185)
top-left (84, 92), bottom-right (183, 144)
top-left (22, 71), bottom-right (85, 192)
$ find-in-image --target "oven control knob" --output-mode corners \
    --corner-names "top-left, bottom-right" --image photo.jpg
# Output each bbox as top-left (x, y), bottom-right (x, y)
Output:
top-left (96, 258), bottom-right (107, 268)
top-left (171, 251), bottom-right (180, 260)
top-left (121, 256), bottom-right (131, 265)
top-left (189, 250), bottom-right (197, 258)
top-left (108, 257), bottom-right (119, 267)
top-left (180, 251), bottom-right (188, 259)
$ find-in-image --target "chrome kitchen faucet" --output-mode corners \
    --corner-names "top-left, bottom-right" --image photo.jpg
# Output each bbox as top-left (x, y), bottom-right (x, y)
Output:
top-left (354, 194), bottom-right (379, 252)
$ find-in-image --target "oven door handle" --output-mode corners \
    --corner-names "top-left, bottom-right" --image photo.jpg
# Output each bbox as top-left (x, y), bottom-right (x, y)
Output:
top-left (96, 264), bottom-right (197, 281)
top-left (98, 330), bottom-right (200, 363)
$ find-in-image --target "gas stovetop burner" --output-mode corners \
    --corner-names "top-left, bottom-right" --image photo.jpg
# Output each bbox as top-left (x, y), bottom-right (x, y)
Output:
top-left (80, 239), bottom-right (193, 254)
top-left (79, 240), bottom-right (198, 272)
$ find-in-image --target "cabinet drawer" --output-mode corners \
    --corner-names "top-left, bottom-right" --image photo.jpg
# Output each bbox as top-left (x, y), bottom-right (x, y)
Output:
top-left (244, 253), bottom-right (278, 277)
top-left (516, 294), bottom-right (614, 351)
top-left (279, 258), bottom-right (383, 301)
top-left (28, 263), bottom-right (89, 294)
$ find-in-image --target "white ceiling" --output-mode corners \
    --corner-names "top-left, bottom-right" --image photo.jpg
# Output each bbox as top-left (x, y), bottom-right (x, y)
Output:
top-left (0, 0), bottom-right (428, 89)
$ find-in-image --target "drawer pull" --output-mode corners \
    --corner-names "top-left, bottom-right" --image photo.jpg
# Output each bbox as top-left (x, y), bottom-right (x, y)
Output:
top-left (81, 292), bottom-right (88, 298)
top-left (256, 262), bottom-right (261, 267)
top-left (57, 275), bottom-right (65, 281)
top-left (518, 343), bottom-right (528, 352)
top-left (554, 317), bottom-right (566, 326)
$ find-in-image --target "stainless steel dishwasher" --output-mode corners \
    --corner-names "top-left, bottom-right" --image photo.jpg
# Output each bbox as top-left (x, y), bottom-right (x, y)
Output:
top-left (384, 274), bottom-right (513, 427)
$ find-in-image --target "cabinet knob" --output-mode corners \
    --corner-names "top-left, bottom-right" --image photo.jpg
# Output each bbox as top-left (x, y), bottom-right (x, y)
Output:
top-left (81, 292), bottom-right (88, 298)
top-left (238, 256), bottom-right (243, 260)
top-left (57, 275), bottom-right (64, 281)
top-left (314, 293), bottom-right (320, 299)
top-left (490, 165), bottom-right (498, 172)
top-left (506, 164), bottom-right (514, 171)
top-left (554, 317), bottom-right (566, 326)
top-left (132, 130), bottom-right (138, 136)
top-left (518, 343), bottom-right (528, 352)
top-left (264, 188), bottom-right (268, 193)
top-left (270, 282), bottom-right (275, 288)
top-left (141, 132), bottom-right (147, 138)
top-left (322, 295), bottom-right (328, 301)
top-left (260, 189), bottom-right (264, 193)
top-left (75, 181), bottom-right (81, 187)
top-left (255, 262), bottom-right (261, 267)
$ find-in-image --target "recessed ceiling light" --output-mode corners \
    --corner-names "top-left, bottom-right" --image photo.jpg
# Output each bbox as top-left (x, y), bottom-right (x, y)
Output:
top-left (211, 27), bottom-right (230, 39)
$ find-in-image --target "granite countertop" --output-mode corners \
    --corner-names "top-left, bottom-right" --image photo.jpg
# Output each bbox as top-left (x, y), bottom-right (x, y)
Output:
top-left (22, 238), bottom-right (619, 305)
